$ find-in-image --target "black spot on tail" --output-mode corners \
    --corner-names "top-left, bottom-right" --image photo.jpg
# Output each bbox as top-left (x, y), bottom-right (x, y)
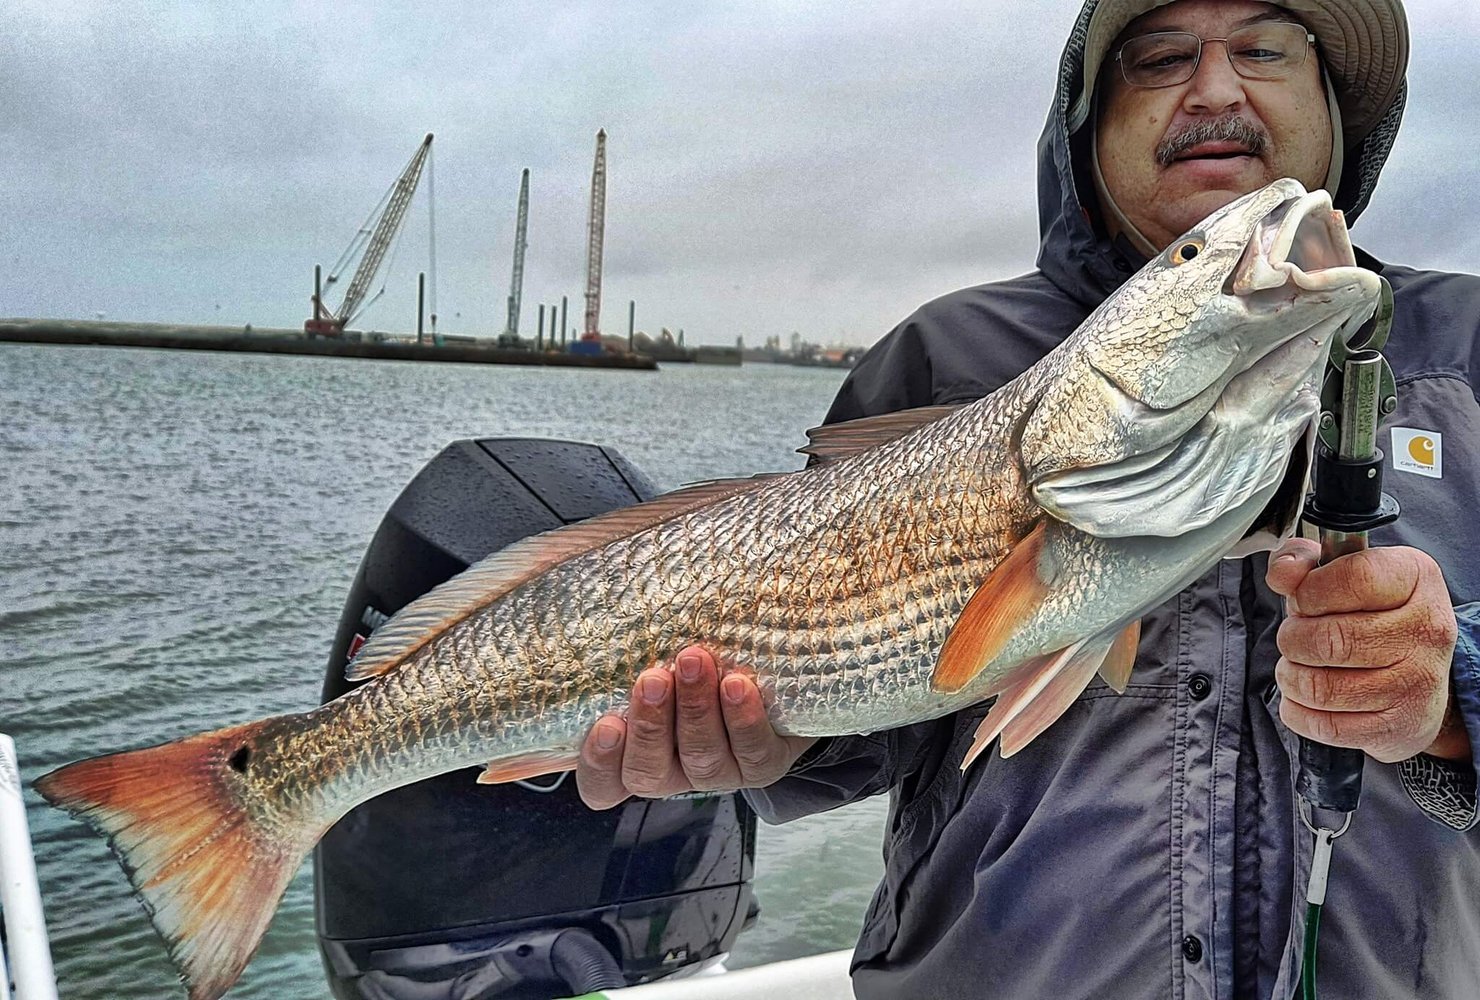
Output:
top-left (228, 746), bottom-right (251, 773)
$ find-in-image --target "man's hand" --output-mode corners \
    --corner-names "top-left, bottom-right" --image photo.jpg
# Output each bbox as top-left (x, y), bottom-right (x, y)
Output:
top-left (576, 645), bottom-right (818, 810)
top-left (1266, 538), bottom-right (1468, 764)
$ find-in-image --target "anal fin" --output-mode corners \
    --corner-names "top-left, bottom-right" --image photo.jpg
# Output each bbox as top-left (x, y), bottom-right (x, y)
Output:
top-left (1097, 619), bottom-right (1141, 694)
top-left (477, 750), bottom-right (580, 785)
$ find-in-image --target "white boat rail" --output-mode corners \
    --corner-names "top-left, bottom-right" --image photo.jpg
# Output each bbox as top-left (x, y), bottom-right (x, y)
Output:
top-left (558, 949), bottom-right (855, 1000)
top-left (0, 733), bottom-right (59, 1000)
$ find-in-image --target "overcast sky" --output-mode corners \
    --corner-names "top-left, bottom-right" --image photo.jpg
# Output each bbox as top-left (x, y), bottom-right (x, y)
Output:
top-left (4, 1), bottom-right (1479, 348)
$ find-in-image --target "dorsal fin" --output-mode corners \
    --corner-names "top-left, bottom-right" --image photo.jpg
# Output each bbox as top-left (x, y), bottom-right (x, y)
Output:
top-left (345, 474), bottom-right (779, 681)
top-left (799, 405), bottom-right (962, 464)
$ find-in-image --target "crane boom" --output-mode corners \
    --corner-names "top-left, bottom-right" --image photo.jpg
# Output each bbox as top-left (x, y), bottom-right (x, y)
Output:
top-left (582, 129), bottom-right (607, 339)
top-left (307, 133), bottom-right (434, 337)
top-left (505, 168), bottom-right (530, 337)
top-left (339, 134), bottom-right (433, 325)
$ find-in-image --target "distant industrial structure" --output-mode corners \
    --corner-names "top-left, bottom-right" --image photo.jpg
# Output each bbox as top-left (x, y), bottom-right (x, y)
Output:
top-left (292, 126), bottom-right (804, 367)
top-left (574, 129), bottom-right (608, 356)
top-left (740, 333), bottom-right (863, 368)
top-left (9, 127), bottom-right (861, 372)
top-left (0, 317), bottom-right (655, 369)
top-left (502, 168), bottom-right (530, 341)
top-left (307, 133), bottom-right (435, 339)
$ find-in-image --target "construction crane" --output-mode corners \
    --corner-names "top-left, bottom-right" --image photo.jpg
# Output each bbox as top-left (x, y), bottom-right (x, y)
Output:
top-left (581, 129), bottom-right (607, 343)
top-left (307, 133), bottom-right (434, 338)
top-left (503, 168), bottom-right (530, 339)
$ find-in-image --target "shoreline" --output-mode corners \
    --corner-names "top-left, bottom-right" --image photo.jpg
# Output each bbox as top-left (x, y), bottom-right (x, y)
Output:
top-left (0, 319), bottom-right (659, 370)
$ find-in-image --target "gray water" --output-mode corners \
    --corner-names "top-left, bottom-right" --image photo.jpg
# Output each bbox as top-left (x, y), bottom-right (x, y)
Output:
top-left (0, 343), bottom-right (887, 999)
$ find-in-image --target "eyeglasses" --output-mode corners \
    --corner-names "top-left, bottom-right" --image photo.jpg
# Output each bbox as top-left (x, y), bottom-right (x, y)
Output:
top-left (1115, 22), bottom-right (1316, 89)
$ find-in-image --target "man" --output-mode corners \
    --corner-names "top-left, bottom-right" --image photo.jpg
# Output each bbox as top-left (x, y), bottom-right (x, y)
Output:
top-left (578, 1), bottom-right (1480, 996)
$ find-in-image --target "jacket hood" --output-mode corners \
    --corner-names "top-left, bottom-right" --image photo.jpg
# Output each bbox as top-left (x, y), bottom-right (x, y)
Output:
top-left (1036, 0), bottom-right (1409, 308)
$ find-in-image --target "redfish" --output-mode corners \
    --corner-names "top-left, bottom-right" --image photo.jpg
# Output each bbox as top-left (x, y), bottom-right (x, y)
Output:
top-left (38, 178), bottom-right (1382, 999)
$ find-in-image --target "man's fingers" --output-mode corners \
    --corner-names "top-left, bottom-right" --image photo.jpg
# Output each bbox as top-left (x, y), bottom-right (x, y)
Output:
top-left (579, 651), bottom-right (815, 809)
top-left (1279, 696), bottom-right (1380, 750)
top-left (1275, 656), bottom-right (1414, 714)
top-left (621, 667), bottom-right (688, 797)
top-left (1278, 696), bottom-right (1426, 764)
top-left (1281, 546), bottom-right (1432, 618)
top-left (719, 672), bottom-right (813, 785)
top-left (1265, 538), bottom-right (1321, 599)
top-left (673, 648), bottom-right (745, 790)
top-left (1277, 609), bottom-right (1409, 668)
top-left (1277, 601), bottom-right (1457, 668)
top-left (577, 714), bottom-right (633, 810)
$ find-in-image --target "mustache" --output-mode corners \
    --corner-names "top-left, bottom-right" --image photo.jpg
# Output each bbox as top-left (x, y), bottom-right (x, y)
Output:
top-left (1156, 115), bottom-right (1269, 166)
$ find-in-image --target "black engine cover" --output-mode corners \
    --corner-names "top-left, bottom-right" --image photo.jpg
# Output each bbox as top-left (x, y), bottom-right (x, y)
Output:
top-left (314, 438), bottom-right (756, 1000)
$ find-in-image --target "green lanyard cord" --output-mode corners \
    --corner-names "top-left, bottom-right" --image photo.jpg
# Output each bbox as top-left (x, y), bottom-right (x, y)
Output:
top-left (1298, 901), bottom-right (1323, 1000)
top-left (1295, 815), bottom-right (1346, 1000)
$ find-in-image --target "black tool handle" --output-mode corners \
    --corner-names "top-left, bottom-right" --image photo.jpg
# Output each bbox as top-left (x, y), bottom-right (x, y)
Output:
top-left (1296, 740), bottom-right (1365, 813)
top-left (1295, 348), bottom-right (1396, 818)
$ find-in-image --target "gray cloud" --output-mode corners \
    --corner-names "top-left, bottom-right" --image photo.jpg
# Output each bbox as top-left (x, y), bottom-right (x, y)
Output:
top-left (2, 1), bottom-right (1477, 347)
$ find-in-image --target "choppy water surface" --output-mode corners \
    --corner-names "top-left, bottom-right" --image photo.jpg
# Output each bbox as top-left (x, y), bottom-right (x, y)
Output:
top-left (0, 343), bottom-right (887, 999)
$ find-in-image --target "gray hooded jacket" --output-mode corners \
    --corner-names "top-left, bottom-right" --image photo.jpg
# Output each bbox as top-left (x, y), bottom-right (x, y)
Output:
top-left (745, 5), bottom-right (1480, 998)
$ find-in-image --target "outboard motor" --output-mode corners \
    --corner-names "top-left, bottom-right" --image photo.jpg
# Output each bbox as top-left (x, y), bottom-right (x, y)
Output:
top-left (315, 438), bottom-right (758, 1000)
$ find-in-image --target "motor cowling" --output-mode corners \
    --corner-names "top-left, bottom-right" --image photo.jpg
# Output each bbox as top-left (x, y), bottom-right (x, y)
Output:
top-left (315, 438), bottom-right (757, 1000)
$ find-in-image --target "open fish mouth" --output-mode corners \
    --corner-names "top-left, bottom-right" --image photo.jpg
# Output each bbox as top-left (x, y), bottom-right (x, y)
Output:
top-left (1229, 189), bottom-right (1365, 304)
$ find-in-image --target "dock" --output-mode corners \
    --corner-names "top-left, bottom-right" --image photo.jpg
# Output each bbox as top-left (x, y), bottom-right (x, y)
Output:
top-left (0, 319), bottom-right (658, 370)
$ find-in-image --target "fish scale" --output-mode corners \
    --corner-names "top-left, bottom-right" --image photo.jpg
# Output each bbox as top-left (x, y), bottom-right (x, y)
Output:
top-left (309, 408), bottom-right (1014, 769)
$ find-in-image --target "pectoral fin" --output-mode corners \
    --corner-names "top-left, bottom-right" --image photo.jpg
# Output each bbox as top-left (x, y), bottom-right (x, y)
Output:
top-left (931, 522), bottom-right (1051, 695)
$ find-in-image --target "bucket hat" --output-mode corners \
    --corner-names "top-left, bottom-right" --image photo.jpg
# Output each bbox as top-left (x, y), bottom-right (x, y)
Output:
top-left (1069, 0), bottom-right (1409, 145)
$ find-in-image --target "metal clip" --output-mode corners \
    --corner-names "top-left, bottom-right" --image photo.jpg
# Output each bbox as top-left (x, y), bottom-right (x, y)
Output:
top-left (1298, 798), bottom-right (1353, 840)
top-left (1317, 276), bottom-right (1397, 452)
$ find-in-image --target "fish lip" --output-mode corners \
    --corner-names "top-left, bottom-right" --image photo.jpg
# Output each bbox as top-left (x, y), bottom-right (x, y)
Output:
top-left (1227, 190), bottom-right (1365, 301)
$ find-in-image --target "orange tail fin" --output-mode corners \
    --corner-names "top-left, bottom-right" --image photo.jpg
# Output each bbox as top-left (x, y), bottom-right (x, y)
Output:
top-left (35, 721), bottom-right (317, 1000)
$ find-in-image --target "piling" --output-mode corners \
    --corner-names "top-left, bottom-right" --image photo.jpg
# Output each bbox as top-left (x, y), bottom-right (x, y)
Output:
top-left (417, 272), bottom-right (426, 344)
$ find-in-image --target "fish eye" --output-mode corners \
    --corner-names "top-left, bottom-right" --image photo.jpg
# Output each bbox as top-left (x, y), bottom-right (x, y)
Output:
top-left (1170, 238), bottom-right (1205, 265)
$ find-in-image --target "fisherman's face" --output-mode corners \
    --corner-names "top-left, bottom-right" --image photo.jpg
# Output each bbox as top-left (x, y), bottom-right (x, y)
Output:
top-left (1096, 0), bottom-right (1333, 251)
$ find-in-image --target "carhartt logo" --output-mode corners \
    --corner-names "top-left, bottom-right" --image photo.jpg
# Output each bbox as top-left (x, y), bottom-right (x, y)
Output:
top-left (1391, 427), bottom-right (1442, 479)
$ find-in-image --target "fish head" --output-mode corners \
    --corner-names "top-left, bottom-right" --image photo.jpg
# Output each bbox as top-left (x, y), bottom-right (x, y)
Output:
top-left (1023, 177), bottom-right (1382, 539)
